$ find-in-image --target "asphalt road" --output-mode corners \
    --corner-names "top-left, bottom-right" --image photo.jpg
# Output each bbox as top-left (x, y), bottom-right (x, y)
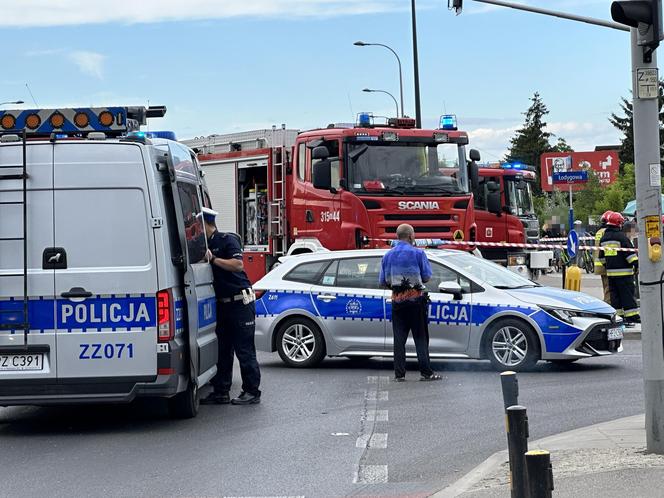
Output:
top-left (0, 340), bottom-right (645, 497)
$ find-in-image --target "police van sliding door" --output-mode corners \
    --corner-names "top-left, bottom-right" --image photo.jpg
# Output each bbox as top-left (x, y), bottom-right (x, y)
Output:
top-left (0, 142), bottom-right (57, 382)
top-left (52, 142), bottom-right (158, 381)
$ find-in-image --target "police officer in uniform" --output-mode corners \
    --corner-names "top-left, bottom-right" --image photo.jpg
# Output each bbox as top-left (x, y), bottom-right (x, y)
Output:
top-left (599, 212), bottom-right (640, 324)
top-left (593, 211), bottom-right (613, 304)
top-left (200, 208), bottom-right (261, 405)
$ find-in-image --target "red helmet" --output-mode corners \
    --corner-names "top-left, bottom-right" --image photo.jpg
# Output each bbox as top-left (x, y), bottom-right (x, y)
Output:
top-left (606, 211), bottom-right (625, 227)
top-left (601, 210), bottom-right (614, 223)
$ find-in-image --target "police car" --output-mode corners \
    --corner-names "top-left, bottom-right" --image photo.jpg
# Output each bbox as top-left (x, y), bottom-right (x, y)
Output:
top-left (0, 106), bottom-right (218, 417)
top-left (254, 249), bottom-right (623, 370)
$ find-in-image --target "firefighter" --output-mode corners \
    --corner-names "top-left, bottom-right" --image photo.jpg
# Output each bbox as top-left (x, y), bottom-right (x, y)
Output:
top-left (599, 212), bottom-right (640, 323)
top-left (593, 211), bottom-right (613, 304)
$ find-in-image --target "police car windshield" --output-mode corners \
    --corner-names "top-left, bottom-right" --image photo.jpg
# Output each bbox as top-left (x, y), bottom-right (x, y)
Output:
top-left (347, 142), bottom-right (466, 196)
top-left (437, 252), bottom-right (538, 289)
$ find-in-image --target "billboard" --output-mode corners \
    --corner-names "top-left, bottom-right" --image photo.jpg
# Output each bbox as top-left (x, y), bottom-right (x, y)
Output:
top-left (540, 150), bottom-right (620, 192)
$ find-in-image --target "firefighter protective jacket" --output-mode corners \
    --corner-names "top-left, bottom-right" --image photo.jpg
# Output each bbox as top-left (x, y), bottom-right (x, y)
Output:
top-left (599, 226), bottom-right (638, 277)
top-left (593, 226), bottom-right (607, 275)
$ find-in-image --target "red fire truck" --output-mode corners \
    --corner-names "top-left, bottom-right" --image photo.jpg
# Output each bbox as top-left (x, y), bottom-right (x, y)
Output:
top-left (183, 115), bottom-right (480, 283)
top-left (472, 162), bottom-right (552, 277)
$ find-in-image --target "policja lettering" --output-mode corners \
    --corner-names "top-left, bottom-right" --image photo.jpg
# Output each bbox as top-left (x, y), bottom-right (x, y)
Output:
top-left (60, 302), bottom-right (150, 325)
top-left (429, 303), bottom-right (469, 323)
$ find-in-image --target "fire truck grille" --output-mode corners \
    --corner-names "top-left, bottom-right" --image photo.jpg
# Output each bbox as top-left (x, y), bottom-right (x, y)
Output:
top-left (384, 214), bottom-right (452, 221)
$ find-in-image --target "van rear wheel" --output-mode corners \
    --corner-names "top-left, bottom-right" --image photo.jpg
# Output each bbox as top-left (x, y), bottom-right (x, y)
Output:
top-left (169, 380), bottom-right (199, 419)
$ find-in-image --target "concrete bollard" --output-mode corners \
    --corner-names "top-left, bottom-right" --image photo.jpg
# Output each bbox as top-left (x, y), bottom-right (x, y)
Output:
top-left (506, 405), bottom-right (529, 498)
top-left (500, 371), bottom-right (519, 410)
top-left (525, 450), bottom-right (554, 498)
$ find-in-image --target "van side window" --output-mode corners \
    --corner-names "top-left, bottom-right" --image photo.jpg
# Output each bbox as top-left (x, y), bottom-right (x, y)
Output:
top-left (170, 143), bottom-right (197, 177)
top-left (177, 182), bottom-right (207, 264)
top-left (297, 143), bottom-right (306, 181)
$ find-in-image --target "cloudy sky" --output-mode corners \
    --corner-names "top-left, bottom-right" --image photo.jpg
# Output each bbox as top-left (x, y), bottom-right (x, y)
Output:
top-left (1, 0), bottom-right (630, 161)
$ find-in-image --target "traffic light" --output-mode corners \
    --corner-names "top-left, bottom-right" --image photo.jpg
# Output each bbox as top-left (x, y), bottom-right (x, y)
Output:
top-left (611, 1), bottom-right (662, 54)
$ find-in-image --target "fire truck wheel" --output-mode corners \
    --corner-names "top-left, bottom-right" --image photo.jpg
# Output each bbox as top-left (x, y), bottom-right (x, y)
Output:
top-left (485, 318), bottom-right (539, 372)
top-left (276, 317), bottom-right (326, 368)
top-left (169, 380), bottom-right (200, 419)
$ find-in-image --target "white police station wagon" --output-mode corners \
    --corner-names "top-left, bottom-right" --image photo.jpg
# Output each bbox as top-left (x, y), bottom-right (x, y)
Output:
top-left (254, 249), bottom-right (623, 370)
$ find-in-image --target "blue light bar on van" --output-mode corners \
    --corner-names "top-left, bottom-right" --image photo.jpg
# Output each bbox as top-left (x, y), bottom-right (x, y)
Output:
top-left (439, 114), bottom-right (457, 130)
top-left (128, 130), bottom-right (177, 141)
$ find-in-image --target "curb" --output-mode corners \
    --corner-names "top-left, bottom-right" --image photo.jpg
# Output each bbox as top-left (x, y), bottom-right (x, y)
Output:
top-left (430, 450), bottom-right (507, 498)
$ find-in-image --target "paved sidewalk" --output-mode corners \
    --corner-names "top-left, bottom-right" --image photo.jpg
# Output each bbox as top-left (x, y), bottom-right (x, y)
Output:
top-left (433, 415), bottom-right (664, 497)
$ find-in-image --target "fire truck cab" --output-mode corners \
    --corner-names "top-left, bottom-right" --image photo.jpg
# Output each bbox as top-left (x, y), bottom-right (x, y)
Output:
top-left (473, 163), bottom-right (552, 277)
top-left (185, 114), bottom-right (480, 283)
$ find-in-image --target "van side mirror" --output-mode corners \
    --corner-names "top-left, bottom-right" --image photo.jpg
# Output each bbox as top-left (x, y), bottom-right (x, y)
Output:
top-left (487, 191), bottom-right (502, 215)
top-left (469, 149), bottom-right (481, 162)
top-left (313, 160), bottom-right (332, 190)
top-left (312, 146), bottom-right (330, 160)
top-left (438, 281), bottom-right (463, 300)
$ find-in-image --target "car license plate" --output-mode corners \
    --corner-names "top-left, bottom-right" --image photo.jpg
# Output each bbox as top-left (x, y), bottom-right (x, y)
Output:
top-left (608, 326), bottom-right (624, 340)
top-left (0, 353), bottom-right (44, 371)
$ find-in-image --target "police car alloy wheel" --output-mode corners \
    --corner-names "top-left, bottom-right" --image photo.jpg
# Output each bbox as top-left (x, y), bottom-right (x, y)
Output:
top-left (276, 317), bottom-right (326, 367)
top-left (486, 318), bottom-right (539, 371)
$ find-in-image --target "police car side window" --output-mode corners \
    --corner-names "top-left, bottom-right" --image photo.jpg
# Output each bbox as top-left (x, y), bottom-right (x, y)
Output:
top-left (425, 262), bottom-right (472, 294)
top-left (177, 182), bottom-right (207, 264)
top-left (320, 260), bottom-right (339, 286)
top-left (336, 257), bottom-right (382, 289)
top-left (284, 261), bottom-right (328, 284)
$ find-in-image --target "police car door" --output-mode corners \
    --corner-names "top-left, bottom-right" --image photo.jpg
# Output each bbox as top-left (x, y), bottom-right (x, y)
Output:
top-left (310, 256), bottom-right (387, 353)
top-left (52, 141), bottom-right (159, 380)
top-left (166, 143), bottom-right (217, 387)
top-left (424, 262), bottom-right (473, 353)
top-left (0, 140), bottom-right (56, 382)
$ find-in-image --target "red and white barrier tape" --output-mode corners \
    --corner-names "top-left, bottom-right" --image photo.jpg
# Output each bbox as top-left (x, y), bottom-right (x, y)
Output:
top-left (540, 236), bottom-right (594, 242)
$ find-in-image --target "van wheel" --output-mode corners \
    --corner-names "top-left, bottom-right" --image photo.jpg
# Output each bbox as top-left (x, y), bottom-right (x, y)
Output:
top-left (276, 317), bottom-right (326, 368)
top-left (169, 380), bottom-right (199, 419)
top-left (485, 319), bottom-right (539, 372)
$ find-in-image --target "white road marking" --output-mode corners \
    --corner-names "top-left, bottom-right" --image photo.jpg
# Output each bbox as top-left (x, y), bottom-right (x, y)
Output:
top-left (363, 409), bottom-right (388, 422)
top-left (331, 432), bottom-right (351, 436)
top-left (367, 375), bottom-right (390, 384)
top-left (356, 433), bottom-right (388, 449)
top-left (354, 464), bottom-right (388, 483)
top-left (365, 390), bottom-right (388, 401)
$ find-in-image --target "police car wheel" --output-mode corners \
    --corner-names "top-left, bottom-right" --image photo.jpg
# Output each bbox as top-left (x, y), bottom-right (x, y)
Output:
top-left (276, 317), bottom-right (326, 368)
top-left (169, 381), bottom-right (199, 419)
top-left (486, 319), bottom-right (539, 371)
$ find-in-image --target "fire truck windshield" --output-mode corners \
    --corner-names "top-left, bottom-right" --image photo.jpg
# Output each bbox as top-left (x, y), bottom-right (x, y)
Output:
top-left (506, 179), bottom-right (534, 216)
top-left (346, 141), bottom-right (467, 196)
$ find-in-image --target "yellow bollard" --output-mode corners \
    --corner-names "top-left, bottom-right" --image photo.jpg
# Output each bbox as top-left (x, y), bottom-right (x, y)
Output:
top-left (564, 264), bottom-right (582, 291)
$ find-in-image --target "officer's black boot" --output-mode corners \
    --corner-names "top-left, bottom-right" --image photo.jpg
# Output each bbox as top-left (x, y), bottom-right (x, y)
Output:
top-left (231, 391), bottom-right (261, 405)
top-left (201, 391), bottom-right (230, 405)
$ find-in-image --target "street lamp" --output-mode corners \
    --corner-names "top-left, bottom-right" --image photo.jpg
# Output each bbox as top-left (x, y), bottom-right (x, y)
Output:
top-left (0, 100), bottom-right (24, 106)
top-left (362, 88), bottom-right (400, 118)
top-left (354, 41), bottom-right (404, 117)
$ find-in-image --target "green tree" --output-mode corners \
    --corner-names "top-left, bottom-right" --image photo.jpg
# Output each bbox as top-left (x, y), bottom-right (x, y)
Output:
top-left (506, 92), bottom-right (554, 194)
top-left (572, 172), bottom-right (603, 225)
top-left (609, 81), bottom-right (664, 170)
top-left (551, 137), bottom-right (574, 153)
top-left (594, 163), bottom-right (636, 215)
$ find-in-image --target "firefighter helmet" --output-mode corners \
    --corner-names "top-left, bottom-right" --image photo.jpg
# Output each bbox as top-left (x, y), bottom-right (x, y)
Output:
top-left (606, 211), bottom-right (625, 227)
top-left (600, 210), bottom-right (614, 223)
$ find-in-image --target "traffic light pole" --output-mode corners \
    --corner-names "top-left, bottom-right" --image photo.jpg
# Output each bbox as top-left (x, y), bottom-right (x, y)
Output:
top-left (629, 27), bottom-right (664, 454)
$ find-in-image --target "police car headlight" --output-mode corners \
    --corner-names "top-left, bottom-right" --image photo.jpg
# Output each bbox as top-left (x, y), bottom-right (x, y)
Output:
top-left (541, 306), bottom-right (603, 324)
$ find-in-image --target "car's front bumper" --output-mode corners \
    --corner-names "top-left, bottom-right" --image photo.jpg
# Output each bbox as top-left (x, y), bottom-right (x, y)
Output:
top-left (541, 320), bottom-right (623, 360)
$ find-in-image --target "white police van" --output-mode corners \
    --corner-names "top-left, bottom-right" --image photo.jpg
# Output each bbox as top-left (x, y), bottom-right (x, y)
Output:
top-left (0, 106), bottom-right (217, 418)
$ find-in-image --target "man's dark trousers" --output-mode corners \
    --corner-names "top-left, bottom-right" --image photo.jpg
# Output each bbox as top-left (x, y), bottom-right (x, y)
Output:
top-left (392, 297), bottom-right (434, 378)
top-left (211, 300), bottom-right (261, 396)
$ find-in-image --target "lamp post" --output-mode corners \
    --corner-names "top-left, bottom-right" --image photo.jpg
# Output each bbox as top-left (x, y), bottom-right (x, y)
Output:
top-left (362, 88), bottom-right (400, 118)
top-left (354, 41), bottom-right (404, 117)
top-left (411, 0), bottom-right (422, 128)
top-left (0, 100), bottom-right (24, 106)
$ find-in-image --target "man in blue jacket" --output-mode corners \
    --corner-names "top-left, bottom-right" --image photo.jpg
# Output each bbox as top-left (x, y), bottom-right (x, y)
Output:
top-left (379, 224), bottom-right (442, 382)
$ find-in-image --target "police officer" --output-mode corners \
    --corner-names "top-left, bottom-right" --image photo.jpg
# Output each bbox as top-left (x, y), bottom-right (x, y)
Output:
top-left (593, 211), bottom-right (613, 304)
top-left (379, 224), bottom-right (442, 382)
top-left (200, 207), bottom-right (261, 405)
top-left (599, 212), bottom-right (640, 323)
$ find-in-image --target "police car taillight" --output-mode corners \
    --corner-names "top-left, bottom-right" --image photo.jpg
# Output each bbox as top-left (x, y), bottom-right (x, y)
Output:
top-left (157, 289), bottom-right (174, 342)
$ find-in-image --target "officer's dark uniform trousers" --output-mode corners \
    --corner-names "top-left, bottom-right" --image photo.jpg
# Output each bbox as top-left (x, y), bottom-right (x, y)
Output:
top-left (207, 230), bottom-right (261, 396)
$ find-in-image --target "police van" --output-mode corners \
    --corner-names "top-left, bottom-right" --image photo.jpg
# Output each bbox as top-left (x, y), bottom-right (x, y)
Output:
top-left (0, 106), bottom-right (218, 418)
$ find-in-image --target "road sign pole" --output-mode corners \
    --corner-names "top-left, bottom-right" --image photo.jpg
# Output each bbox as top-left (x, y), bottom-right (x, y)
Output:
top-left (629, 26), bottom-right (664, 454)
top-left (568, 185), bottom-right (575, 263)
